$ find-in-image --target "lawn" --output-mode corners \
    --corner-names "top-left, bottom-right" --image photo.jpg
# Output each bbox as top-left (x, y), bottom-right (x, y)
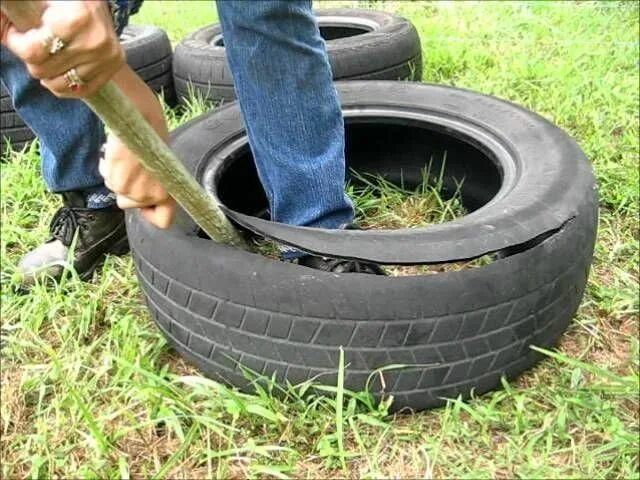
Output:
top-left (1, 1), bottom-right (638, 478)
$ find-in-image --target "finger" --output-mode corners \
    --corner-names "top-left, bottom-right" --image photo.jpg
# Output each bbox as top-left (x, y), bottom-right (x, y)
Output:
top-left (3, 25), bottom-right (51, 64)
top-left (29, 2), bottom-right (124, 79)
top-left (117, 182), bottom-right (170, 208)
top-left (104, 166), bottom-right (168, 206)
top-left (127, 178), bottom-right (170, 205)
top-left (141, 199), bottom-right (176, 229)
top-left (98, 154), bottom-right (108, 180)
top-left (40, 62), bottom-right (95, 96)
top-left (30, 42), bottom-right (122, 81)
top-left (27, 47), bottom-right (82, 80)
top-left (41, 1), bottom-right (91, 44)
top-left (41, 65), bottom-right (113, 98)
top-left (116, 194), bottom-right (152, 210)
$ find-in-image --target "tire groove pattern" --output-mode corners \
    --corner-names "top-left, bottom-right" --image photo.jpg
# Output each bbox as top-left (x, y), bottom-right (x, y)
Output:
top-left (135, 249), bottom-right (579, 351)
top-left (134, 239), bottom-right (584, 411)
top-left (148, 290), bottom-right (554, 404)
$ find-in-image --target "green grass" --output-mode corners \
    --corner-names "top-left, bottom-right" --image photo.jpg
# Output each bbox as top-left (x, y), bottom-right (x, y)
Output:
top-left (1, 1), bottom-right (638, 478)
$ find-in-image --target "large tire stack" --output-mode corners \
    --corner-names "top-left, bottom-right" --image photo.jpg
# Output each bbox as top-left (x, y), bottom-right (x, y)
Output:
top-left (0, 84), bottom-right (32, 154)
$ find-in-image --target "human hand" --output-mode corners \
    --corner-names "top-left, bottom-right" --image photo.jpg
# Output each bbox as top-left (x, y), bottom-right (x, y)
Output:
top-left (98, 64), bottom-right (175, 229)
top-left (100, 134), bottom-right (177, 229)
top-left (1, 0), bottom-right (124, 98)
top-left (0, 11), bottom-right (10, 41)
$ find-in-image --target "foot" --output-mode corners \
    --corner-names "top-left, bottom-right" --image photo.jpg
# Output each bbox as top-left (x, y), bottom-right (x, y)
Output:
top-left (18, 192), bottom-right (129, 285)
top-left (296, 255), bottom-right (386, 275)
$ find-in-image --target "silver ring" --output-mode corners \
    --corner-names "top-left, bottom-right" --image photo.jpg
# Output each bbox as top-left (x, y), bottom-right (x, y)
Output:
top-left (64, 68), bottom-right (85, 90)
top-left (41, 27), bottom-right (65, 55)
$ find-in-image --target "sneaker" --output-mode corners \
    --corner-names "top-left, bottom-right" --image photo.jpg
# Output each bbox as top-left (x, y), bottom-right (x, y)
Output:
top-left (18, 192), bottom-right (129, 285)
top-left (296, 255), bottom-right (386, 275)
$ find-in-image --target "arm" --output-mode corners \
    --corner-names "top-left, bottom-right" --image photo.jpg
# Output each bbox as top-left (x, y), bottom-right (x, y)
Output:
top-left (1, 1), bottom-right (175, 228)
top-left (101, 64), bottom-right (176, 228)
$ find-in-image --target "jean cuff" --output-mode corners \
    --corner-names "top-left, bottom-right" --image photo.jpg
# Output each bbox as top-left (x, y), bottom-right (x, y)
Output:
top-left (84, 185), bottom-right (117, 209)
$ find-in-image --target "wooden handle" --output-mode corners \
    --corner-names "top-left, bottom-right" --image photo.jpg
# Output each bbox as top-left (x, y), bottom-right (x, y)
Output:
top-left (1, 0), bottom-right (247, 248)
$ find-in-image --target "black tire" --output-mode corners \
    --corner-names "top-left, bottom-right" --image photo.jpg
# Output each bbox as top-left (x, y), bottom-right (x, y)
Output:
top-left (126, 81), bottom-right (598, 412)
top-left (173, 9), bottom-right (422, 104)
top-left (1, 82), bottom-right (35, 155)
top-left (0, 25), bottom-right (175, 156)
top-left (120, 24), bottom-right (176, 107)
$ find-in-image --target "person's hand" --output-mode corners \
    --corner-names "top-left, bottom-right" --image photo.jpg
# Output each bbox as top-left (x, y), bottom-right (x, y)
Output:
top-left (98, 65), bottom-right (175, 230)
top-left (1, 0), bottom-right (124, 98)
top-left (0, 11), bottom-right (10, 41)
top-left (100, 134), bottom-right (177, 229)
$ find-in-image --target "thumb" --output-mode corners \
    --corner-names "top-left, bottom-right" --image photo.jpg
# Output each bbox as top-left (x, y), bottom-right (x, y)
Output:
top-left (3, 24), bottom-right (42, 60)
top-left (140, 198), bottom-right (176, 230)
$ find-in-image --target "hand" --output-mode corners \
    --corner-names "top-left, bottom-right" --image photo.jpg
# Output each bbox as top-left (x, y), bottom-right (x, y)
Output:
top-left (2, 0), bottom-right (124, 98)
top-left (100, 134), bottom-right (177, 229)
top-left (0, 11), bottom-right (10, 41)
top-left (97, 65), bottom-right (175, 229)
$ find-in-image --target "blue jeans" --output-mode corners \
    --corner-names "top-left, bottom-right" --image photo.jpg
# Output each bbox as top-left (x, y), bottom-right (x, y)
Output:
top-left (216, 0), bottom-right (354, 242)
top-left (1, 0), bottom-right (354, 242)
top-left (0, 47), bottom-right (114, 208)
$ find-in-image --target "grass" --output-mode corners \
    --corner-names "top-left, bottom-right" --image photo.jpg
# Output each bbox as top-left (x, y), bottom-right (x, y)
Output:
top-left (348, 160), bottom-right (467, 231)
top-left (1, 1), bottom-right (638, 478)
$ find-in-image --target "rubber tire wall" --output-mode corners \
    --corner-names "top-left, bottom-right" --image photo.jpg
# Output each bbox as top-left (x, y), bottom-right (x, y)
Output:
top-left (0, 25), bottom-right (175, 156)
top-left (120, 25), bottom-right (176, 107)
top-left (173, 9), bottom-right (422, 104)
top-left (126, 82), bottom-right (598, 412)
top-left (0, 84), bottom-right (32, 154)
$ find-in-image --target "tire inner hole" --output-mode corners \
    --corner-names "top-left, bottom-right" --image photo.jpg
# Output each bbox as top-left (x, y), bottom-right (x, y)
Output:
top-left (211, 24), bottom-right (372, 47)
top-left (209, 119), bottom-right (513, 274)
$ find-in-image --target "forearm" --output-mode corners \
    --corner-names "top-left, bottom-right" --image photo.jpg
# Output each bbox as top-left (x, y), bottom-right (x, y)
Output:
top-left (110, 63), bottom-right (169, 142)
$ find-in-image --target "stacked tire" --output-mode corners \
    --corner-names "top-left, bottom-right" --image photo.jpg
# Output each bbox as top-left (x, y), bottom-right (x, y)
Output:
top-left (173, 9), bottom-right (423, 104)
top-left (1, 25), bottom-right (175, 155)
top-left (120, 25), bottom-right (176, 107)
top-left (0, 85), bottom-right (32, 154)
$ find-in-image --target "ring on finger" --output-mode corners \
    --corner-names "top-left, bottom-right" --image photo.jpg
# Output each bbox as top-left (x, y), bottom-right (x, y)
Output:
top-left (64, 68), bottom-right (85, 92)
top-left (41, 26), bottom-right (65, 55)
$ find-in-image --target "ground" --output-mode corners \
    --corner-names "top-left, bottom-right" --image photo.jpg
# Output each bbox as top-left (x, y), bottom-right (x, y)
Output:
top-left (1, 1), bottom-right (638, 478)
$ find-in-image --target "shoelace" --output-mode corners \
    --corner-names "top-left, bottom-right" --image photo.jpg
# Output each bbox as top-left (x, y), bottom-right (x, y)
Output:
top-left (49, 207), bottom-right (81, 245)
top-left (325, 259), bottom-right (366, 273)
top-left (310, 257), bottom-right (386, 275)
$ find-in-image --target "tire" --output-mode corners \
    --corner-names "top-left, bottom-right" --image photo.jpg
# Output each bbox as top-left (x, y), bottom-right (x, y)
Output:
top-left (173, 9), bottom-right (422, 104)
top-left (1, 82), bottom-right (35, 155)
top-left (1, 25), bottom-right (175, 156)
top-left (126, 81), bottom-right (598, 412)
top-left (120, 25), bottom-right (176, 107)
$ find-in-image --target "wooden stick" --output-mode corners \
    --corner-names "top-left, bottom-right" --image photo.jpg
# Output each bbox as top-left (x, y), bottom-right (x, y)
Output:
top-left (1, 0), bottom-right (247, 248)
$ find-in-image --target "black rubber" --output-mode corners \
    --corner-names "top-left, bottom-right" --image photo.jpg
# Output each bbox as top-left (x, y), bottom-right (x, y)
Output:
top-left (1, 82), bottom-right (34, 155)
top-left (1, 24), bottom-right (175, 156)
top-left (173, 9), bottom-right (422, 105)
top-left (126, 81), bottom-right (598, 412)
top-left (120, 24), bottom-right (176, 107)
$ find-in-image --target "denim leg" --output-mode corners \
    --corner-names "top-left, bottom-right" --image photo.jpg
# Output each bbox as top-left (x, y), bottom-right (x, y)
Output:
top-left (0, 46), bottom-right (114, 208)
top-left (215, 0), bottom-right (355, 236)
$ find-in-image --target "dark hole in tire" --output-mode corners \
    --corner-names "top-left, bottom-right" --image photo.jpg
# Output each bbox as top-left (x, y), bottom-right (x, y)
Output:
top-left (198, 117), bottom-right (512, 273)
top-left (214, 118), bottom-right (503, 220)
top-left (211, 24), bottom-right (371, 47)
top-left (318, 25), bottom-right (372, 41)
